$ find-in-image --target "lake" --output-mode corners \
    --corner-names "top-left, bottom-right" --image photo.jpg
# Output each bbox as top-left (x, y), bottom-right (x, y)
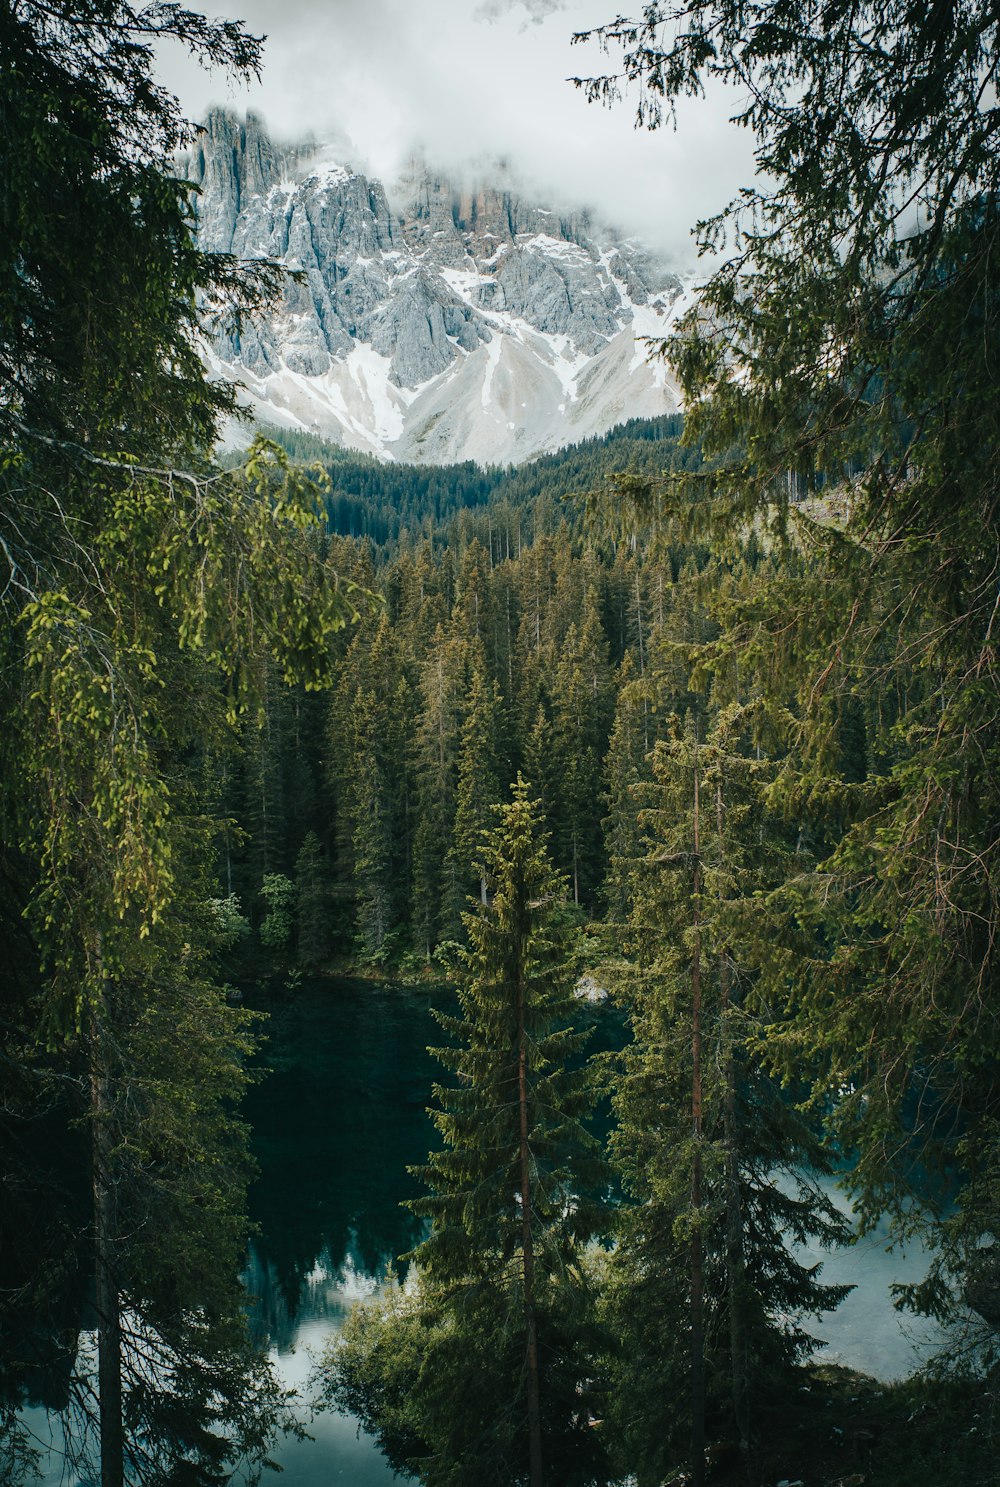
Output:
top-left (24, 976), bottom-right (946, 1485)
top-left (241, 977), bottom-right (445, 1486)
top-left (244, 979), bottom-right (946, 1484)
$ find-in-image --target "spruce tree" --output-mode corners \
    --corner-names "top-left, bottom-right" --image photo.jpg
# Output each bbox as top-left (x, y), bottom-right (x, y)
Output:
top-left (604, 710), bottom-right (850, 1487)
top-left (332, 613), bottom-right (412, 961)
top-left (329, 780), bottom-right (607, 1487)
top-left (577, 0), bottom-right (1000, 1329)
top-left (601, 654), bottom-right (656, 920)
top-left (295, 831), bottom-right (332, 971)
top-left (1, 7), bottom-right (356, 1481)
top-left (549, 599), bottom-right (615, 907)
top-left (447, 662), bottom-right (505, 909)
top-left (411, 630), bottom-right (467, 954)
top-left (348, 685), bottom-right (397, 958)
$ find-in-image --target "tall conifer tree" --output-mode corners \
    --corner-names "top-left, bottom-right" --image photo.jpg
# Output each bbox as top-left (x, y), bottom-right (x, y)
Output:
top-left (330, 781), bottom-right (607, 1487)
top-left (577, 0), bottom-right (1000, 1330)
top-left (1, 7), bottom-right (355, 1480)
top-left (604, 709), bottom-right (850, 1487)
top-left (448, 661), bottom-right (506, 908)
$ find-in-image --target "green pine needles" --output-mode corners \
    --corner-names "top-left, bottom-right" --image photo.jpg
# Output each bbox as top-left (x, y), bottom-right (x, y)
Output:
top-left (605, 707), bottom-right (853, 1487)
top-left (328, 780), bottom-right (608, 1487)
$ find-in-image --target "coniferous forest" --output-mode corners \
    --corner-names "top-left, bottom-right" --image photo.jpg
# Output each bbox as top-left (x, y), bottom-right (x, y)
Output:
top-left (2, 3), bottom-right (1000, 1487)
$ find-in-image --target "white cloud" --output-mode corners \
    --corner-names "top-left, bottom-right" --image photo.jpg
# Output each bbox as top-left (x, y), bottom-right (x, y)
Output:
top-left (158, 0), bottom-right (755, 265)
top-left (474, 0), bottom-right (569, 22)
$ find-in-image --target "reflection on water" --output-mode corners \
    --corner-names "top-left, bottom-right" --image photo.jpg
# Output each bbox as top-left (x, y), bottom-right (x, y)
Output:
top-left (244, 1242), bottom-right (380, 1356)
top-left (245, 978), bottom-right (948, 1487)
top-left (16, 977), bottom-right (951, 1485)
top-left (245, 981), bottom-right (442, 1314)
top-left (241, 979), bottom-right (451, 1484)
top-left (241, 976), bottom-right (627, 1484)
top-left (793, 1175), bottom-right (948, 1380)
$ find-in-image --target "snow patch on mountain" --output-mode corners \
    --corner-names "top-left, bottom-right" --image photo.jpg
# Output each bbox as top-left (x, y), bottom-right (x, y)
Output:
top-left (186, 111), bottom-right (690, 465)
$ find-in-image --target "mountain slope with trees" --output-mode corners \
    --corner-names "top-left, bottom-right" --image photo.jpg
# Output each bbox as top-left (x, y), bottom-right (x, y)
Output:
top-left (3, 1), bottom-right (999, 1485)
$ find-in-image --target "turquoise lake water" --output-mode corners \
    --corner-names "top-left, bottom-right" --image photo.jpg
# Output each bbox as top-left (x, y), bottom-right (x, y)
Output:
top-left (25, 976), bottom-right (947, 1484)
top-left (244, 980), bottom-right (946, 1483)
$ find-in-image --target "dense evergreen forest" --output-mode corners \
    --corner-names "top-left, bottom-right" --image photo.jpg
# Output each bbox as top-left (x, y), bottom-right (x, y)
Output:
top-left (253, 414), bottom-right (693, 548)
top-left (215, 417), bottom-right (708, 965)
top-left (2, 2), bottom-right (999, 1487)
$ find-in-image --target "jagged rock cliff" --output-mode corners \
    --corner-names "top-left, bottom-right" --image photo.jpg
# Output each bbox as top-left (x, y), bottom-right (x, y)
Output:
top-left (185, 110), bottom-right (687, 463)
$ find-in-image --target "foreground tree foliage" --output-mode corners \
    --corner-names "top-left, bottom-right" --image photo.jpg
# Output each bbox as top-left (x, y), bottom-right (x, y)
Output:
top-left (1, 3), bottom-right (352, 1482)
top-left (327, 782), bottom-right (608, 1487)
top-left (4, 0), bottom-right (997, 1480)
top-left (605, 705), bottom-right (852, 1487)
top-left (574, 0), bottom-right (1000, 1415)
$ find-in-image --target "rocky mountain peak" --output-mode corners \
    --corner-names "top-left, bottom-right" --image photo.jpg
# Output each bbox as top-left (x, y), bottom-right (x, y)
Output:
top-left (185, 109), bottom-right (688, 464)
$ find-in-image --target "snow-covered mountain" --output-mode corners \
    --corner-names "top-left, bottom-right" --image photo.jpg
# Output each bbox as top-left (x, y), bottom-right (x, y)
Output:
top-left (185, 111), bottom-right (688, 465)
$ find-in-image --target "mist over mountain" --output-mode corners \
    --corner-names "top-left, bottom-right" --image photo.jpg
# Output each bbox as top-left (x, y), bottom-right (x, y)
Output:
top-left (185, 110), bottom-right (688, 464)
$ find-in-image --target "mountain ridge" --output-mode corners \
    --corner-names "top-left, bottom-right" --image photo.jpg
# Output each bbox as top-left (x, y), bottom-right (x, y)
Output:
top-left (185, 110), bottom-right (688, 465)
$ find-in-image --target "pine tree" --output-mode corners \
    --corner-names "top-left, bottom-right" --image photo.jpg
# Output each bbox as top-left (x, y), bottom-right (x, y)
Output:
top-left (601, 654), bottom-right (656, 920)
top-left (577, 0), bottom-right (1000, 1327)
top-left (411, 629), bottom-right (467, 954)
top-left (452, 538), bottom-right (494, 652)
top-left (604, 710), bottom-right (850, 1487)
top-left (549, 597), bottom-right (615, 907)
top-left (521, 699), bottom-right (558, 843)
top-left (329, 781), bottom-right (607, 1487)
top-left (447, 662), bottom-right (505, 909)
top-left (331, 613), bottom-right (413, 961)
top-left (0, 7), bottom-right (357, 1480)
top-left (348, 685), bottom-right (397, 959)
top-left (239, 667), bottom-right (289, 894)
top-left (295, 831), bottom-right (332, 971)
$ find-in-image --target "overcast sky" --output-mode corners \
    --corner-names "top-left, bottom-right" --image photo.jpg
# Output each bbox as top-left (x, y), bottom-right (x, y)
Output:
top-left (158, 0), bottom-right (756, 266)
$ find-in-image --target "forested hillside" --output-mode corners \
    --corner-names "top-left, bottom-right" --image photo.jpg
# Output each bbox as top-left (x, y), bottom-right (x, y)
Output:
top-left (252, 414), bottom-right (692, 546)
top-left (216, 417), bottom-right (708, 969)
top-left (3, 2), bottom-right (999, 1486)
top-left (221, 410), bottom-right (1000, 1482)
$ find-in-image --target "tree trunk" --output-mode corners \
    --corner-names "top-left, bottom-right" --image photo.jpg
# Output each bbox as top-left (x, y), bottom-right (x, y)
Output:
top-left (718, 780), bottom-right (750, 1480)
top-left (722, 950), bottom-right (750, 1479)
top-left (516, 937), bottom-right (544, 1487)
top-left (90, 940), bottom-right (124, 1487)
top-left (634, 568), bottom-right (645, 675)
top-left (690, 755), bottom-right (705, 1487)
